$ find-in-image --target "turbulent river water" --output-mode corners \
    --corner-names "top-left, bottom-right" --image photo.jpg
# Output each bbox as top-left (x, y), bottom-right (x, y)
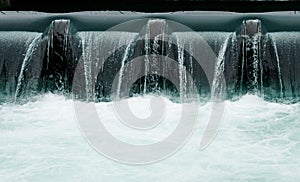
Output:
top-left (1, 93), bottom-right (299, 181)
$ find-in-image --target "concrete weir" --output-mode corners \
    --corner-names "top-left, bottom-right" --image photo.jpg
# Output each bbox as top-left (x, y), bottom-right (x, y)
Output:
top-left (1, 11), bottom-right (300, 101)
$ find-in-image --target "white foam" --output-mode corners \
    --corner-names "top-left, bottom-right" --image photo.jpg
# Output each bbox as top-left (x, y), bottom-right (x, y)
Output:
top-left (0, 93), bottom-right (299, 181)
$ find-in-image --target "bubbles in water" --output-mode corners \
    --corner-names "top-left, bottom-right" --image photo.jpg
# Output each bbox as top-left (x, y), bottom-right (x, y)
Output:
top-left (0, 93), bottom-right (300, 180)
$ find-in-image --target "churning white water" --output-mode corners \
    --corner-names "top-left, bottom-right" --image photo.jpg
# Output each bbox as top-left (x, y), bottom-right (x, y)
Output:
top-left (1, 93), bottom-right (300, 181)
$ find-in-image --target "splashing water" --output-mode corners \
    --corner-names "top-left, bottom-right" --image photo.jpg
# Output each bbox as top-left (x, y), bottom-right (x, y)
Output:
top-left (1, 19), bottom-right (300, 181)
top-left (0, 93), bottom-right (299, 181)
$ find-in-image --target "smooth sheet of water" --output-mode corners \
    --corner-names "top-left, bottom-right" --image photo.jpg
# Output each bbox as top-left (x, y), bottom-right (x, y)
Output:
top-left (1, 94), bottom-right (300, 181)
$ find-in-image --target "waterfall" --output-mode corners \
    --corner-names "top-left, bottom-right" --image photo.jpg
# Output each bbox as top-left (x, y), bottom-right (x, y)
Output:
top-left (63, 21), bottom-right (70, 56)
top-left (151, 35), bottom-right (160, 91)
top-left (1, 13), bottom-right (300, 103)
top-left (143, 22), bottom-right (151, 94)
top-left (162, 30), bottom-right (174, 94)
top-left (2, 16), bottom-right (298, 102)
top-left (116, 35), bottom-right (138, 98)
top-left (176, 37), bottom-right (187, 102)
top-left (14, 33), bottom-right (42, 101)
top-left (142, 19), bottom-right (167, 94)
top-left (188, 40), bottom-right (194, 97)
top-left (78, 32), bottom-right (94, 101)
top-left (241, 32), bottom-right (246, 94)
top-left (211, 33), bottom-right (232, 101)
top-left (172, 33), bottom-right (192, 101)
top-left (46, 23), bottom-right (53, 71)
top-left (252, 33), bottom-right (261, 94)
top-left (78, 31), bottom-right (137, 100)
top-left (225, 32), bottom-right (242, 98)
top-left (243, 33), bottom-right (262, 94)
top-left (268, 34), bottom-right (284, 98)
top-left (172, 31), bottom-right (233, 101)
top-left (0, 32), bottom-right (41, 98)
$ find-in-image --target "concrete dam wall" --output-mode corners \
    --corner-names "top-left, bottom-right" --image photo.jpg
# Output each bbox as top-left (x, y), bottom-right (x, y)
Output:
top-left (1, 11), bottom-right (300, 102)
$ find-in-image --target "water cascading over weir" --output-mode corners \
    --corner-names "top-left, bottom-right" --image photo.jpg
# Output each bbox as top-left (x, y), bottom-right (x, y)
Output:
top-left (1, 11), bottom-right (300, 102)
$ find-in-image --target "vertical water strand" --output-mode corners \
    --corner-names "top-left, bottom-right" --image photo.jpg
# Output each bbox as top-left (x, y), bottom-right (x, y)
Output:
top-left (83, 32), bottom-right (92, 101)
top-left (143, 22), bottom-right (151, 94)
top-left (162, 21), bottom-right (167, 88)
top-left (161, 26), bottom-right (167, 93)
top-left (142, 19), bottom-right (167, 94)
top-left (175, 35), bottom-right (186, 102)
top-left (116, 34), bottom-right (138, 98)
top-left (78, 32), bottom-right (94, 101)
top-left (58, 20), bottom-right (70, 91)
top-left (258, 32), bottom-right (264, 97)
top-left (240, 22), bottom-right (246, 95)
top-left (231, 32), bottom-right (237, 56)
top-left (230, 32), bottom-right (239, 97)
top-left (261, 33), bottom-right (268, 98)
top-left (269, 34), bottom-right (283, 98)
top-left (292, 34), bottom-right (297, 98)
top-left (211, 33), bottom-right (232, 101)
top-left (164, 31), bottom-right (173, 93)
top-left (152, 35), bottom-right (160, 91)
top-left (153, 19), bottom-right (167, 93)
top-left (63, 20), bottom-right (70, 56)
top-left (188, 40), bottom-right (194, 98)
top-left (46, 22), bottom-right (54, 71)
top-left (79, 32), bottom-right (87, 100)
top-left (231, 32), bottom-right (238, 95)
top-left (93, 34), bottom-right (103, 85)
top-left (14, 34), bottom-right (42, 101)
top-left (259, 34), bottom-right (264, 97)
top-left (252, 33), bottom-right (260, 94)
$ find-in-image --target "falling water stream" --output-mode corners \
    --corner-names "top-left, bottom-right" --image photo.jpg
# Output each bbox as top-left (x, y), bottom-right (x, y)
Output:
top-left (116, 36), bottom-right (137, 98)
top-left (176, 35), bottom-right (186, 102)
top-left (78, 31), bottom-right (138, 100)
top-left (14, 33), bottom-right (43, 101)
top-left (268, 33), bottom-right (284, 98)
top-left (1, 17), bottom-right (300, 181)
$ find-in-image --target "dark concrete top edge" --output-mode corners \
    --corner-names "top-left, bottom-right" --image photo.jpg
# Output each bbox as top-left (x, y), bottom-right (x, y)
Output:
top-left (0, 11), bottom-right (300, 32)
